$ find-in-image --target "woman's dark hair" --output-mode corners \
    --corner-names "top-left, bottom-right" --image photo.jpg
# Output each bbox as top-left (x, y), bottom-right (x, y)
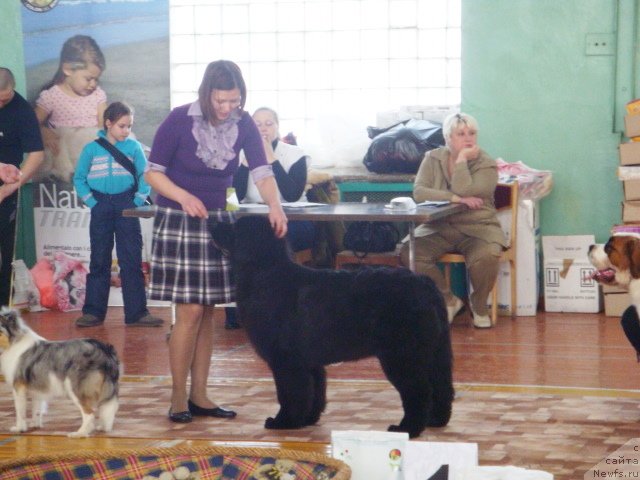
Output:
top-left (198, 60), bottom-right (246, 122)
top-left (103, 101), bottom-right (133, 129)
top-left (42, 35), bottom-right (106, 91)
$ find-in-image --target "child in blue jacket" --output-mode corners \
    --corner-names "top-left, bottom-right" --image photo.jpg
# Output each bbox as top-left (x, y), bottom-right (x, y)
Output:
top-left (73, 101), bottom-right (162, 327)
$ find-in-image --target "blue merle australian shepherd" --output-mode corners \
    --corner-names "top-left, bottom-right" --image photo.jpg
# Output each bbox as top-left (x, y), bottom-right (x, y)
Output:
top-left (0, 308), bottom-right (120, 437)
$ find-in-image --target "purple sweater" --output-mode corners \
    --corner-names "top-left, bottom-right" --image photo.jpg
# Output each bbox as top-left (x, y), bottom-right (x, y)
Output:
top-left (148, 104), bottom-right (267, 210)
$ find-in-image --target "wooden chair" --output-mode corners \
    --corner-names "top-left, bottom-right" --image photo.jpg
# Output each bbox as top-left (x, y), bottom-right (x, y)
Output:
top-left (439, 182), bottom-right (519, 326)
top-left (294, 248), bottom-right (313, 265)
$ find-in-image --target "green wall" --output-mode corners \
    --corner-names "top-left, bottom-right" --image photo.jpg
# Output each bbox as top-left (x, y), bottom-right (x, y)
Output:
top-left (462, 0), bottom-right (628, 243)
top-left (0, 2), bottom-right (27, 94)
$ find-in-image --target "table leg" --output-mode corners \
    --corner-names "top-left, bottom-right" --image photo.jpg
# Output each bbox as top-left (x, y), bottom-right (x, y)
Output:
top-left (408, 223), bottom-right (416, 272)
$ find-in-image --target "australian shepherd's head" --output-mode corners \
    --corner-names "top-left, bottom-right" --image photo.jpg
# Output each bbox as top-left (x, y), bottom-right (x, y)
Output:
top-left (0, 308), bottom-right (29, 349)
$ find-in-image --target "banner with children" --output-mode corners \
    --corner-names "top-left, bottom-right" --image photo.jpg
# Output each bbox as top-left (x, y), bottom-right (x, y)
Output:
top-left (16, 0), bottom-right (169, 311)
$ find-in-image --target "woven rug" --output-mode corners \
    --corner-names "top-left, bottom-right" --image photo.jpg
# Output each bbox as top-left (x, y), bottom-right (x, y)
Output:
top-left (0, 377), bottom-right (639, 480)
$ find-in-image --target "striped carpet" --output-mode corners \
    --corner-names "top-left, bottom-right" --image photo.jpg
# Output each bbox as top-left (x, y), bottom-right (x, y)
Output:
top-left (0, 376), bottom-right (639, 479)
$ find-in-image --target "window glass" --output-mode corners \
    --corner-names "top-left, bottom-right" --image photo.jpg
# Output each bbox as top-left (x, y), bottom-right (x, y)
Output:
top-left (170, 0), bottom-right (460, 165)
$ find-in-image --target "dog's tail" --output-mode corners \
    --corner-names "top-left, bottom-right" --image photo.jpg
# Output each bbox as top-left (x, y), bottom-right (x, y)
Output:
top-left (87, 339), bottom-right (121, 400)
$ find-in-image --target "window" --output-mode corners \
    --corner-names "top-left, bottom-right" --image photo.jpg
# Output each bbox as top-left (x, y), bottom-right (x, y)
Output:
top-left (170, 0), bottom-right (460, 166)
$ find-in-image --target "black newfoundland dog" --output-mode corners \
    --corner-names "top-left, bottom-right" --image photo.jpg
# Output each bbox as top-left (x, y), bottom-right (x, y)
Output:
top-left (211, 216), bottom-right (454, 438)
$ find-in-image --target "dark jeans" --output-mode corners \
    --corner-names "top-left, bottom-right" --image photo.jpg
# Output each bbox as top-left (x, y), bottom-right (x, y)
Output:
top-left (621, 305), bottom-right (640, 360)
top-left (0, 192), bottom-right (17, 306)
top-left (287, 220), bottom-right (315, 251)
top-left (83, 191), bottom-right (148, 323)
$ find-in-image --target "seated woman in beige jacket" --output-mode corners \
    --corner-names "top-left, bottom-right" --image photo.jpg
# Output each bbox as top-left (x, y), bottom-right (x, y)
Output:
top-left (400, 112), bottom-right (507, 329)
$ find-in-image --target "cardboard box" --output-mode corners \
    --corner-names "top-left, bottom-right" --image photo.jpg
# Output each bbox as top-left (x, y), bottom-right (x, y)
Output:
top-left (620, 142), bottom-right (640, 166)
top-left (604, 292), bottom-right (631, 317)
top-left (602, 283), bottom-right (627, 294)
top-left (625, 114), bottom-right (640, 138)
top-left (543, 235), bottom-right (601, 313)
top-left (622, 200), bottom-right (640, 223)
top-left (623, 180), bottom-right (640, 200)
top-left (490, 199), bottom-right (540, 316)
top-left (627, 99), bottom-right (640, 115)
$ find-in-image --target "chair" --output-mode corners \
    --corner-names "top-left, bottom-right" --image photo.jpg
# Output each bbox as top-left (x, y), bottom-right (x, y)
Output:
top-left (439, 182), bottom-right (519, 326)
top-left (294, 248), bottom-right (313, 265)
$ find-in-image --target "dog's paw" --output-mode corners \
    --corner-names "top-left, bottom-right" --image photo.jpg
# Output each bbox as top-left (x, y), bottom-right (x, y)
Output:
top-left (10, 423), bottom-right (28, 433)
top-left (425, 416), bottom-right (450, 428)
top-left (28, 420), bottom-right (43, 429)
top-left (67, 430), bottom-right (91, 438)
top-left (387, 424), bottom-right (422, 439)
top-left (304, 413), bottom-right (321, 426)
top-left (95, 422), bottom-right (113, 433)
top-left (265, 416), bottom-right (303, 430)
top-left (265, 416), bottom-right (279, 429)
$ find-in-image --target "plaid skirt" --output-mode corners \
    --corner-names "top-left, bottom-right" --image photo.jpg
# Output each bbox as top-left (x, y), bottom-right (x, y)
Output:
top-left (148, 207), bottom-right (236, 305)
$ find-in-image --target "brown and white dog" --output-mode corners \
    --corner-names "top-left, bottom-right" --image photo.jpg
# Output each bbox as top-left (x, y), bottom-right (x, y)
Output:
top-left (589, 234), bottom-right (640, 359)
top-left (0, 308), bottom-right (120, 437)
top-left (588, 233), bottom-right (640, 307)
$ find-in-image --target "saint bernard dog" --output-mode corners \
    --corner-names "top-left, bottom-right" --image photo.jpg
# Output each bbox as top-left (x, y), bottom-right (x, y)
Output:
top-left (588, 233), bottom-right (640, 306)
top-left (589, 233), bottom-right (640, 360)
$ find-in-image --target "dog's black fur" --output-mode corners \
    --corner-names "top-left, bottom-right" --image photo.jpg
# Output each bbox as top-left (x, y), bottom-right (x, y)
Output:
top-left (211, 216), bottom-right (454, 438)
top-left (621, 305), bottom-right (640, 362)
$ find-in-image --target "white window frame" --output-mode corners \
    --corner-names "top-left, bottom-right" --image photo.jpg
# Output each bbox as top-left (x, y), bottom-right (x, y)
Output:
top-left (170, 0), bottom-right (460, 167)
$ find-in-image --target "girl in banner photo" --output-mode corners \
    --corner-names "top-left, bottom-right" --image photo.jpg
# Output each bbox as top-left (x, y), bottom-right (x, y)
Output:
top-left (35, 35), bottom-right (108, 182)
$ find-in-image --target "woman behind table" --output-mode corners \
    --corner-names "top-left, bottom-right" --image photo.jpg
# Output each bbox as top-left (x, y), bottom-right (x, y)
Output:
top-left (144, 60), bottom-right (287, 423)
top-left (234, 107), bottom-right (315, 252)
top-left (227, 107), bottom-right (314, 329)
top-left (399, 112), bottom-right (506, 329)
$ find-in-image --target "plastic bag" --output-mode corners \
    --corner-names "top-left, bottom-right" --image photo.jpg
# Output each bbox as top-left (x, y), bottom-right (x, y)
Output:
top-left (343, 221), bottom-right (399, 257)
top-left (30, 258), bottom-right (56, 310)
top-left (11, 259), bottom-right (42, 311)
top-left (363, 119), bottom-right (445, 174)
top-left (496, 158), bottom-right (553, 200)
top-left (53, 251), bottom-right (87, 312)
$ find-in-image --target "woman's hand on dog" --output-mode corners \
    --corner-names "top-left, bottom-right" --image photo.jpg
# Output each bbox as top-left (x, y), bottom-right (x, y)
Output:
top-left (268, 207), bottom-right (288, 238)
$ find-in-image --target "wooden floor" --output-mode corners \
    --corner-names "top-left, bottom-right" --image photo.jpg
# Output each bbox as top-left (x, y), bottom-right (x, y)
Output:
top-left (1, 305), bottom-right (640, 477)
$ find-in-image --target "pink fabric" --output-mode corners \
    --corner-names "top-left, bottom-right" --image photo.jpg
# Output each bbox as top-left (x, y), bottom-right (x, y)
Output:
top-left (30, 258), bottom-right (56, 310)
top-left (36, 85), bottom-right (106, 128)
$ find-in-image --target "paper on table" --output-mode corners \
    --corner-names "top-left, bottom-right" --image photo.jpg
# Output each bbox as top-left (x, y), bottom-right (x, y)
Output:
top-left (417, 200), bottom-right (451, 207)
top-left (282, 201), bottom-right (324, 208)
top-left (238, 203), bottom-right (268, 210)
top-left (239, 202), bottom-right (324, 209)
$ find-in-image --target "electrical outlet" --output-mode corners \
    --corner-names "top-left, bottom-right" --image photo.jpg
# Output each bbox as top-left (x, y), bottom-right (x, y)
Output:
top-left (585, 33), bottom-right (615, 56)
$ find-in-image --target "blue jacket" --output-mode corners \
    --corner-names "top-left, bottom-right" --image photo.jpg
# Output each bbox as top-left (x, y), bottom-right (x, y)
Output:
top-left (74, 130), bottom-right (151, 209)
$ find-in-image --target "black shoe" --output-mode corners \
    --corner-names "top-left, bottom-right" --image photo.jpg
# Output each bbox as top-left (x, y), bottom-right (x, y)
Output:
top-left (188, 399), bottom-right (237, 418)
top-left (168, 408), bottom-right (193, 423)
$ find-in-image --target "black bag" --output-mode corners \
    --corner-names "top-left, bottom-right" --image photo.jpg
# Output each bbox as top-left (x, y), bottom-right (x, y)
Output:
top-left (363, 119), bottom-right (445, 174)
top-left (95, 137), bottom-right (153, 205)
top-left (343, 221), bottom-right (399, 258)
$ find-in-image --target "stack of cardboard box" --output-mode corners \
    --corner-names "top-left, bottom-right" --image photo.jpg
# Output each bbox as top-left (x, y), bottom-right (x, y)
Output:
top-left (621, 99), bottom-right (640, 219)
top-left (605, 100), bottom-right (640, 315)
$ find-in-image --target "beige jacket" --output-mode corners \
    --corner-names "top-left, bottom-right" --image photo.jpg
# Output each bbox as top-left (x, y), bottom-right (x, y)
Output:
top-left (413, 146), bottom-right (508, 247)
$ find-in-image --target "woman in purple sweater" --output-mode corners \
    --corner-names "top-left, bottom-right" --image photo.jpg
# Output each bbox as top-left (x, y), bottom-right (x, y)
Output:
top-left (145, 60), bottom-right (287, 423)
